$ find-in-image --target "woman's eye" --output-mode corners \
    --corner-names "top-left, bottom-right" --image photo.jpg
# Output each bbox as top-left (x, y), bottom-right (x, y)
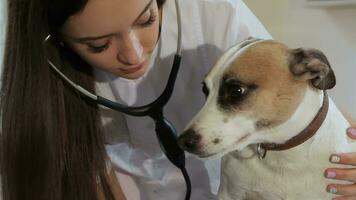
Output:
top-left (139, 9), bottom-right (157, 27)
top-left (89, 42), bottom-right (110, 53)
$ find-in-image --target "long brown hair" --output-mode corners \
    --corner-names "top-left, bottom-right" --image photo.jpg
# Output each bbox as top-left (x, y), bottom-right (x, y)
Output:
top-left (0, 0), bottom-right (166, 200)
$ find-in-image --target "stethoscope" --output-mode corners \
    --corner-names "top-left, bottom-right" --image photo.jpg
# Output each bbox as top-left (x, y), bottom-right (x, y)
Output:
top-left (44, 0), bottom-right (192, 199)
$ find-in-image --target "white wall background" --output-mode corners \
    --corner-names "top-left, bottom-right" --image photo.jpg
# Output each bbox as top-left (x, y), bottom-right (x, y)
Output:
top-left (244, 0), bottom-right (356, 118)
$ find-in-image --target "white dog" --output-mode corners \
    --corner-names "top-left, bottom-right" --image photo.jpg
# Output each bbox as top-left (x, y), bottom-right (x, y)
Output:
top-left (177, 38), bottom-right (353, 200)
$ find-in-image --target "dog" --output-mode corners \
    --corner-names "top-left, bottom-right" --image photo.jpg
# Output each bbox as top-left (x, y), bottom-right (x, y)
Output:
top-left (177, 38), bottom-right (353, 200)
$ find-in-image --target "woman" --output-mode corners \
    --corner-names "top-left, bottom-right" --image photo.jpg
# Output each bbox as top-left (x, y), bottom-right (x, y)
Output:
top-left (0, 0), bottom-right (355, 199)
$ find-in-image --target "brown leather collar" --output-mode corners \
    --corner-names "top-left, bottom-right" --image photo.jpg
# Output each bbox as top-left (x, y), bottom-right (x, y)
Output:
top-left (257, 91), bottom-right (329, 159)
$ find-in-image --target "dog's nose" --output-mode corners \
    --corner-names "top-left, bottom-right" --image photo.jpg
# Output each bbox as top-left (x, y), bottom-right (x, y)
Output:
top-left (178, 129), bottom-right (202, 152)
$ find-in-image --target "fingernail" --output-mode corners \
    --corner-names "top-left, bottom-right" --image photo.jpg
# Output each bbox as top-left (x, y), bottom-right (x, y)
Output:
top-left (325, 170), bottom-right (336, 178)
top-left (328, 187), bottom-right (338, 194)
top-left (347, 128), bottom-right (356, 137)
top-left (330, 154), bottom-right (340, 163)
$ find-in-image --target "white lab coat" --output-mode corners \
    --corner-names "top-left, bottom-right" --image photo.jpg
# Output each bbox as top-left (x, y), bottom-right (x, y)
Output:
top-left (94, 0), bottom-right (271, 199)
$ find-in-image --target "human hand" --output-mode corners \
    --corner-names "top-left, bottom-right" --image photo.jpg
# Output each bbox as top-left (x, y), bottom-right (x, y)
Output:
top-left (325, 127), bottom-right (356, 200)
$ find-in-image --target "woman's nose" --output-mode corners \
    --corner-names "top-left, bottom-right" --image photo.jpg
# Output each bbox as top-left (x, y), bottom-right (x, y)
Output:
top-left (116, 31), bottom-right (143, 65)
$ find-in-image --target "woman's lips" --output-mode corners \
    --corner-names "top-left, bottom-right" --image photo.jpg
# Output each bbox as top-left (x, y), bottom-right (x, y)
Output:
top-left (120, 62), bottom-right (145, 74)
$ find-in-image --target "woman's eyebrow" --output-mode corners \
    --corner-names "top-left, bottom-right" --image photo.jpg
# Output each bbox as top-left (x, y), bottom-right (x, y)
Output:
top-left (73, 0), bottom-right (154, 42)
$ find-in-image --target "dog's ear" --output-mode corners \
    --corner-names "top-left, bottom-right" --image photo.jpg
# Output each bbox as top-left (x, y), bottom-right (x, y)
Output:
top-left (289, 48), bottom-right (336, 90)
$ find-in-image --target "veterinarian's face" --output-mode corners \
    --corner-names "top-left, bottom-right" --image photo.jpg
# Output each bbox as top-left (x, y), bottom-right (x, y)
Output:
top-left (178, 39), bottom-right (309, 158)
top-left (61, 0), bottom-right (160, 79)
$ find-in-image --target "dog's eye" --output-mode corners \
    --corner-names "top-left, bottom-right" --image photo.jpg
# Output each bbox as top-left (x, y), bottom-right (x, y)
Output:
top-left (222, 77), bottom-right (248, 99)
top-left (230, 85), bottom-right (247, 97)
top-left (218, 76), bottom-right (256, 109)
top-left (201, 82), bottom-right (209, 97)
top-left (226, 84), bottom-right (248, 103)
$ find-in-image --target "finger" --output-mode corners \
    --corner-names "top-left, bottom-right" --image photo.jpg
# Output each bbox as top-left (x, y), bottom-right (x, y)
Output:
top-left (347, 128), bottom-right (356, 140)
top-left (327, 183), bottom-right (356, 196)
top-left (330, 153), bottom-right (356, 166)
top-left (325, 168), bottom-right (356, 182)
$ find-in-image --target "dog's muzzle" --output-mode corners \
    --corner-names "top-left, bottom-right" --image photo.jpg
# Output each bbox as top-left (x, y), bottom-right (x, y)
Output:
top-left (177, 129), bottom-right (202, 153)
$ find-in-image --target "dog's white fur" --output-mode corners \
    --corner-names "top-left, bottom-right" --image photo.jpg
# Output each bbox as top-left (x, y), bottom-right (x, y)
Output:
top-left (179, 39), bottom-right (354, 200)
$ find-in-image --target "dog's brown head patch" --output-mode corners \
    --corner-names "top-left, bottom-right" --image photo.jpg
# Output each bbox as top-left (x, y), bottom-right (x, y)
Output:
top-left (219, 40), bottom-right (333, 128)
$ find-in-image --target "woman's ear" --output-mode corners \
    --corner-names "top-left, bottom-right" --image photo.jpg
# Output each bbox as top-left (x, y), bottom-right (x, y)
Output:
top-left (289, 48), bottom-right (336, 90)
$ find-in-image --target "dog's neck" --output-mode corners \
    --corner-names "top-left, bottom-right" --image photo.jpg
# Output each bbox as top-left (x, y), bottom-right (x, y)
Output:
top-left (257, 87), bottom-right (325, 148)
top-left (233, 88), bottom-right (330, 161)
top-left (256, 90), bottom-right (328, 158)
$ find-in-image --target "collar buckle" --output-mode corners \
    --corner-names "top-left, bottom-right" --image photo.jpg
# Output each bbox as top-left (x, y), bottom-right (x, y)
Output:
top-left (257, 144), bottom-right (267, 160)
